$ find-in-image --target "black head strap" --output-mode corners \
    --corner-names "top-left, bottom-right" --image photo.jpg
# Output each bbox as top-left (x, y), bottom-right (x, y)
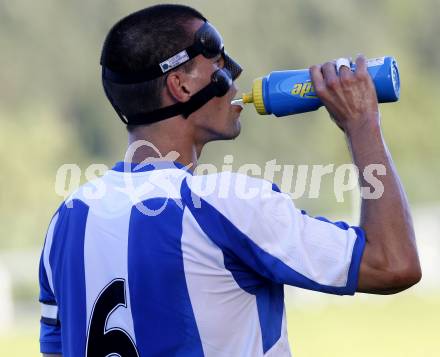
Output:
top-left (101, 22), bottom-right (218, 84)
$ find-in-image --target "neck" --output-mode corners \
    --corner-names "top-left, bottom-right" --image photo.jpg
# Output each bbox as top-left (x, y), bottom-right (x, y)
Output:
top-left (125, 117), bottom-right (203, 171)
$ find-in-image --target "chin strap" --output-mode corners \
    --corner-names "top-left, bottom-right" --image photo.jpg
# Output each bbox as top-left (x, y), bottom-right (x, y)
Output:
top-left (123, 69), bottom-right (232, 126)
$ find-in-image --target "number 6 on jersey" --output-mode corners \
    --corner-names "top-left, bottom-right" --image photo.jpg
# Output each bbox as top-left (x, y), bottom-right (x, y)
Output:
top-left (86, 279), bottom-right (139, 357)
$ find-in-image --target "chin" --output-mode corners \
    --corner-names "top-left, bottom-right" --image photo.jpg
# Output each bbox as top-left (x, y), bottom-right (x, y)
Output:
top-left (222, 119), bottom-right (241, 140)
top-left (204, 111), bottom-right (242, 142)
top-left (229, 121), bottom-right (242, 139)
top-left (209, 123), bottom-right (241, 142)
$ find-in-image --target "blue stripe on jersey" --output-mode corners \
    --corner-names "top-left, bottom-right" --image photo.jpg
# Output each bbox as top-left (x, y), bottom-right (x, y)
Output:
top-left (271, 183), bottom-right (281, 193)
top-left (220, 244), bottom-right (285, 353)
top-left (112, 161), bottom-right (191, 173)
top-left (49, 200), bottom-right (89, 357)
top-left (39, 247), bottom-right (55, 305)
top-left (128, 198), bottom-right (204, 356)
top-left (181, 180), bottom-right (284, 353)
top-left (39, 251), bottom-right (62, 354)
top-left (255, 284), bottom-right (285, 353)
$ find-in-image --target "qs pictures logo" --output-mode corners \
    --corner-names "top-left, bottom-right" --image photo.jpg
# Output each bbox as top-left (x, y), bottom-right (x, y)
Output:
top-left (291, 81), bottom-right (317, 99)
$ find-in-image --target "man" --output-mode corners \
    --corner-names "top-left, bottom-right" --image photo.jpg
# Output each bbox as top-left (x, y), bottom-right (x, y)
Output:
top-left (39, 4), bottom-right (421, 357)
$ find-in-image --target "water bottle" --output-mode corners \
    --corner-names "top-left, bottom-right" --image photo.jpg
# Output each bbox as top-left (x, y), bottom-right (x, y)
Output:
top-left (237, 56), bottom-right (400, 117)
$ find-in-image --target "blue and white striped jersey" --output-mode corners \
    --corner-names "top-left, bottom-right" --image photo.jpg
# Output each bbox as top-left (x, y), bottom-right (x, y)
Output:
top-left (39, 161), bottom-right (365, 356)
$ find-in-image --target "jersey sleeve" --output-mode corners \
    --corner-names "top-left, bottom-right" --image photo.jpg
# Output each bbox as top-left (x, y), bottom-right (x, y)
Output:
top-left (39, 212), bottom-right (62, 354)
top-left (181, 172), bottom-right (366, 295)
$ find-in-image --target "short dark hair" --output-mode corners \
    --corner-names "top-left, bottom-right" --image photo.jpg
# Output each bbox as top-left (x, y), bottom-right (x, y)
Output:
top-left (100, 4), bottom-right (205, 128)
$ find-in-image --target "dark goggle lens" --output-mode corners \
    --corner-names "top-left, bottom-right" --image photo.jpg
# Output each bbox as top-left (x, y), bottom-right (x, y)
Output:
top-left (196, 22), bottom-right (224, 58)
top-left (196, 23), bottom-right (243, 80)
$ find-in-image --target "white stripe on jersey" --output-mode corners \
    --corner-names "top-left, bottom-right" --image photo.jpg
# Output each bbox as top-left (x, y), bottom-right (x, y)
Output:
top-left (181, 208), bottom-right (264, 356)
top-left (41, 303), bottom-right (58, 320)
top-left (82, 186), bottom-right (137, 344)
top-left (72, 167), bottom-right (190, 348)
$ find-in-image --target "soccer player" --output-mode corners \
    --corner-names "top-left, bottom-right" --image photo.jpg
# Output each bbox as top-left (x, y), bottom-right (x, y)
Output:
top-left (39, 4), bottom-right (421, 357)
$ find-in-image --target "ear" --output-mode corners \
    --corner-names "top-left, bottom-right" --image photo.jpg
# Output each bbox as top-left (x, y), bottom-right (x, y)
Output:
top-left (165, 71), bottom-right (192, 103)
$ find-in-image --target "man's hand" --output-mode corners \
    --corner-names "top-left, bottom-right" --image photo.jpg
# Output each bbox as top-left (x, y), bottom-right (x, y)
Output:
top-left (310, 55), bottom-right (381, 133)
top-left (310, 55), bottom-right (421, 294)
top-left (310, 55), bottom-right (380, 134)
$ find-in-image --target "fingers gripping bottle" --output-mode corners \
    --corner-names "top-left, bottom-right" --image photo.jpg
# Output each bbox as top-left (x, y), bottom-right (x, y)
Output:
top-left (241, 56), bottom-right (400, 117)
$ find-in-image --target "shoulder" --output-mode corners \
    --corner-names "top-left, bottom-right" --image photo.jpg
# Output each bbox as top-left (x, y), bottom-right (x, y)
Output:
top-left (182, 171), bottom-right (295, 219)
top-left (185, 171), bottom-right (281, 198)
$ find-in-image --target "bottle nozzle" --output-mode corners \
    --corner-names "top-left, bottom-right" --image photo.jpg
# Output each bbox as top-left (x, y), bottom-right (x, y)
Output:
top-left (231, 78), bottom-right (267, 114)
top-left (243, 78), bottom-right (267, 114)
top-left (242, 92), bottom-right (254, 104)
top-left (231, 99), bottom-right (244, 107)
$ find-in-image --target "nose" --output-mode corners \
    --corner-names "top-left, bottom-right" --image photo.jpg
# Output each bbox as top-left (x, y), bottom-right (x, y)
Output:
top-left (230, 83), bottom-right (238, 98)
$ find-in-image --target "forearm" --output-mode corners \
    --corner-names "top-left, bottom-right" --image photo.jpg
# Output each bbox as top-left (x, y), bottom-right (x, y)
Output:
top-left (310, 55), bottom-right (421, 294)
top-left (347, 118), bottom-right (421, 293)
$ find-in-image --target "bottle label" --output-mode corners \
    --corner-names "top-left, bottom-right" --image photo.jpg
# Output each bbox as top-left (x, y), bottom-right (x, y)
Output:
top-left (366, 57), bottom-right (385, 67)
top-left (291, 81), bottom-right (317, 99)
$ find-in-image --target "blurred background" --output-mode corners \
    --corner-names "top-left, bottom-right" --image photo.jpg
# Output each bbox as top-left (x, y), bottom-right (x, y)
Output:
top-left (1, 0), bottom-right (439, 355)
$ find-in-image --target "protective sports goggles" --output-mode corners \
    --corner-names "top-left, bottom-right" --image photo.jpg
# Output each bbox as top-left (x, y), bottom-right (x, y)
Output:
top-left (101, 21), bottom-right (243, 125)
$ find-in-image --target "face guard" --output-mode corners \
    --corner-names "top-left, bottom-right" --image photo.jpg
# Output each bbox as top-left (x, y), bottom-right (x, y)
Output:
top-left (101, 21), bottom-right (243, 125)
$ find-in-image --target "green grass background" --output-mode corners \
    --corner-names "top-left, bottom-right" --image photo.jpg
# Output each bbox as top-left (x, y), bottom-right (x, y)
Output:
top-left (2, 293), bottom-right (438, 356)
